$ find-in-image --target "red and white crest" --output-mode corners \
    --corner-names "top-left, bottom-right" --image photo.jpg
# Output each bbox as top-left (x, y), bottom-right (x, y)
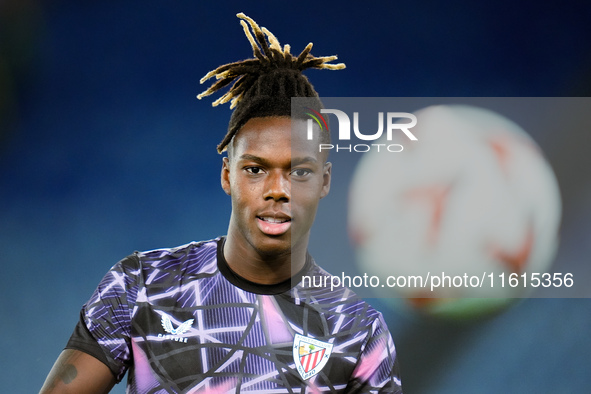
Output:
top-left (293, 333), bottom-right (334, 380)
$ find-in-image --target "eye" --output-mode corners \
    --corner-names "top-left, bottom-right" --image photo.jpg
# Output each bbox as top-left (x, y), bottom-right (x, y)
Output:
top-left (291, 168), bottom-right (311, 177)
top-left (245, 166), bottom-right (264, 175)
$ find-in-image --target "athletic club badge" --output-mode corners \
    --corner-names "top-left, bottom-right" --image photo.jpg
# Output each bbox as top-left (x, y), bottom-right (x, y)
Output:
top-left (293, 334), bottom-right (333, 380)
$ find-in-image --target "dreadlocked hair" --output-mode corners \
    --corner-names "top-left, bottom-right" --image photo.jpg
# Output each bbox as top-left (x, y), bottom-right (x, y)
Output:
top-left (197, 13), bottom-right (345, 153)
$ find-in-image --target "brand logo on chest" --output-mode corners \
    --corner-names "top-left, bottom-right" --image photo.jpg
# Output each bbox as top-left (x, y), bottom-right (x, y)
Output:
top-left (158, 314), bottom-right (194, 343)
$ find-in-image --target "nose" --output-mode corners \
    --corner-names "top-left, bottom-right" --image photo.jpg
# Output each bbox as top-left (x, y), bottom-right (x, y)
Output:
top-left (263, 171), bottom-right (290, 202)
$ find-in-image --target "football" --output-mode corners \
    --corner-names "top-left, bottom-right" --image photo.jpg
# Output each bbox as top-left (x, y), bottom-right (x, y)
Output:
top-left (348, 104), bottom-right (562, 319)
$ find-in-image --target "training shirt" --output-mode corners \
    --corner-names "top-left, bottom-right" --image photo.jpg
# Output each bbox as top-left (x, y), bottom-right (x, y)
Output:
top-left (67, 237), bottom-right (403, 393)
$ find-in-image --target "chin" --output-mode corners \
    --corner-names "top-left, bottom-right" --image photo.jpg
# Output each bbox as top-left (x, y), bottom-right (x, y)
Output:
top-left (261, 238), bottom-right (292, 254)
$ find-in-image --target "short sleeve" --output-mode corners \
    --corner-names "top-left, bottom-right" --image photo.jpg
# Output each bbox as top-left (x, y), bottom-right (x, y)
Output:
top-left (348, 313), bottom-right (403, 393)
top-left (66, 310), bottom-right (118, 377)
top-left (70, 254), bottom-right (142, 382)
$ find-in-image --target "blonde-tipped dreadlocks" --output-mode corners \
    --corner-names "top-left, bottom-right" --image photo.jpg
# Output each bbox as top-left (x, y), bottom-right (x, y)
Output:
top-left (197, 13), bottom-right (345, 153)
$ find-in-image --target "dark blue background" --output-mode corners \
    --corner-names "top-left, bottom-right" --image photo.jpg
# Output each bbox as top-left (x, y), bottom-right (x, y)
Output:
top-left (1, 1), bottom-right (590, 392)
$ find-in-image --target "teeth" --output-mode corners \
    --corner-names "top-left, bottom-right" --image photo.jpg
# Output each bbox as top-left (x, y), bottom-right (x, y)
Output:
top-left (260, 217), bottom-right (289, 223)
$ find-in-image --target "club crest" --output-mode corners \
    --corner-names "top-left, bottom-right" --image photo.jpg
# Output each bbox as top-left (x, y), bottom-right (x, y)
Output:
top-left (293, 333), bottom-right (333, 380)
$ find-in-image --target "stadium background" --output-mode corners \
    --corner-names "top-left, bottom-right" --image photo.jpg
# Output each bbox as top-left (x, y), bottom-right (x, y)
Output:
top-left (1, 1), bottom-right (590, 392)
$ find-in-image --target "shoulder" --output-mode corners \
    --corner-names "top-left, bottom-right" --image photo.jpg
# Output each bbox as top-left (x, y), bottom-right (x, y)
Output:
top-left (133, 238), bottom-right (220, 274)
top-left (99, 238), bottom-right (220, 293)
top-left (137, 238), bottom-right (219, 261)
top-left (296, 261), bottom-right (385, 326)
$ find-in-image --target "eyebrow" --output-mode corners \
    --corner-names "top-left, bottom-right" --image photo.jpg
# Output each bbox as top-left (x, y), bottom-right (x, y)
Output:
top-left (238, 154), bottom-right (271, 166)
top-left (238, 154), bottom-right (318, 167)
top-left (291, 156), bottom-right (319, 166)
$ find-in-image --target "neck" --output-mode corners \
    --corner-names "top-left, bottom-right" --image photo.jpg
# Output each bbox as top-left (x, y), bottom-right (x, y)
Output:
top-left (222, 232), bottom-right (309, 285)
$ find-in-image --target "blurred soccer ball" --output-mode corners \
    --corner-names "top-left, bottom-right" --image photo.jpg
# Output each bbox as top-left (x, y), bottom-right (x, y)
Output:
top-left (348, 105), bottom-right (562, 319)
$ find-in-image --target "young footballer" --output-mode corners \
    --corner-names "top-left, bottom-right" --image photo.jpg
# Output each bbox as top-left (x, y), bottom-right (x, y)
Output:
top-left (41, 13), bottom-right (402, 393)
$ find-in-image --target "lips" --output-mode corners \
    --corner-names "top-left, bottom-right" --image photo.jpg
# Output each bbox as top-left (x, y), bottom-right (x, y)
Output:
top-left (256, 214), bottom-right (292, 236)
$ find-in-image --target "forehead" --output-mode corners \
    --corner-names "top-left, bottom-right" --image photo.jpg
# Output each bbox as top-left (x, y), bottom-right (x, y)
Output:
top-left (231, 117), bottom-right (323, 160)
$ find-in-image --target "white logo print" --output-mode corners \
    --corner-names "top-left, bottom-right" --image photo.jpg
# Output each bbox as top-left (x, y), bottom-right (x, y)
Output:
top-left (158, 314), bottom-right (194, 343)
top-left (293, 334), bottom-right (333, 380)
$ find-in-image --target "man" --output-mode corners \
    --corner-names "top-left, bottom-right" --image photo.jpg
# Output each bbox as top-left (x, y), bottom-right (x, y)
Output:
top-left (41, 13), bottom-right (403, 393)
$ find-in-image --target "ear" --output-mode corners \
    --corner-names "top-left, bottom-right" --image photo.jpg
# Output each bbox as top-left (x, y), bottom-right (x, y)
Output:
top-left (319, 161), bottom-right (332, 199)
top-left (221, 157), bottom-right (231, 195)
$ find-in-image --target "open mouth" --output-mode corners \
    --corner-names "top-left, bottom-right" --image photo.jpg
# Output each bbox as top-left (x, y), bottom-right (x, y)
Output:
top-left (257, 216), bottom-right (292, 236)
top-left (258, 216), bottom-right (290, 224)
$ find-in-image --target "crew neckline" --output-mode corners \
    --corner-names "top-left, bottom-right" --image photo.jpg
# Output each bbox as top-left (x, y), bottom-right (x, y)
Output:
top-left (216, 237), bottom-right (312, 295)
